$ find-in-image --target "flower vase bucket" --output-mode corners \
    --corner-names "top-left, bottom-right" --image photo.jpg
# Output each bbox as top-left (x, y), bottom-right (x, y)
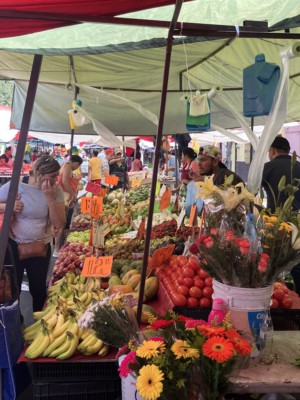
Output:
top-left (212, 280), bottom-right (273, 338)
top-left (118, 355), bottom-right (145, 400)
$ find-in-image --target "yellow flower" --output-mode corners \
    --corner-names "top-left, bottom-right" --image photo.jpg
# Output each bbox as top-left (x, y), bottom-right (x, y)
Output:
top-left (136, 340), bottom-right (165, 359)
top-left (263, 215), bottom-right (270, 222)
top-left (171, 340), bottom-right (200, 360)
top-left (270, 216), bottom-right (278, 223)
top-left (136, 365), bottom-right (164, 400)
top-left (265, 222), bottom-right (274, 229)
top-left (194, 175), bottom-right (218, 199)
top-left (266, 234), bottom-right (273, 239)
top-left (279, 222), bottom-right (292, 233)
top-left (263, 245), bottom-right (270, 249)
top-left (288, 222), bottom-right (300, 250)
top-left (235, 182), bottom-right (255, 202)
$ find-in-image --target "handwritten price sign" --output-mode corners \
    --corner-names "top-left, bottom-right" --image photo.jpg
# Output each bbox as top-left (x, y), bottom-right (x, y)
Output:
top-left (81, 256), bottom-right (113, 277)
top-left (105, 175), bottom-right (119, 186)
top-left (86, 182), bottom-right (101, 195)
top-left (81, 197), bottom-right (91, 213)
top-left (132, 178), bottom-right (142, 188)
top-left (137, 217), bottom-right (146, 240)
top-left (159, 187), bottom-right (171, 211)
top-left (89, 197), bottom-right (103, 220)
top-left (148, 244), bottom-right (175, 271)
top-left (189, 204), bottom-right (198, 227)
top-left (99, 188), bottom-right (107, 197)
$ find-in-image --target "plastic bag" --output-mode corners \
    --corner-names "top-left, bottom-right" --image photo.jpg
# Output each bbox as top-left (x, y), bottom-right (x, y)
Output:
top-left (185, 181), bottom-right (203, 217)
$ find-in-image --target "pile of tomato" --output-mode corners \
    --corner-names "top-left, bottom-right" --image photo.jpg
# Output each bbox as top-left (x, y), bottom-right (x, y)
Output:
top-left (155, 255), bottom-right (213, 307)
top-left (271, 282), bottom-right (293, 309)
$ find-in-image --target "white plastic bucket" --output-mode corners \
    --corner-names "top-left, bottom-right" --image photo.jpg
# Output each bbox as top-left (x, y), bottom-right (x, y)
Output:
top-left (212, 280), bottom-right (273, 336)
top-left (118, 355), bottom-right (145, 400)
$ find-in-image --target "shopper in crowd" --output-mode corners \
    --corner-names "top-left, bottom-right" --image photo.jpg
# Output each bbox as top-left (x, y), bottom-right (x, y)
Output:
top-left (130, 151), bottom-right (145, 172)
top-left (197, 145), bottom-right (243, 185)
top-left (0, 156), bottom-right (65, 314)
top-left (88, 150), bottom-right (102, 184)
top-left (53, 155), bottom-right (83, 257)
top-left (163, 151), bottom-right (180, 177)
top-left (172, 147), bottom-right (200, 193)
top-left (31, 149), bottom-right (38, 162)
top-left (98, 149), bottom-right (106, 160)
top-left (100, 149), bottom-right (114, 190)
top-left (72, 146), bottom-right (82, 178)
top-left (109, 148), bottom-right (129, 190)
top-left (0, 146), bottom-right (13, 167)
top-left (262, 136), bottom-right (300, 295)
top-left (37, 151), bottom-right (43, 158)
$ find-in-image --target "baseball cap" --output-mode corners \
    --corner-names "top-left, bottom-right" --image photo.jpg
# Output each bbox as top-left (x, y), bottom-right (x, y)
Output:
top-left (72, 146), bottom-right (79, 155)
top-left (105, 149), bottom-right (114, 155)
top-left (199, 145), bottom-right (221, 159)
top-left (270, 136), bottom-right (290, 152)
top-left (114, 148), bottom-right (122, 155)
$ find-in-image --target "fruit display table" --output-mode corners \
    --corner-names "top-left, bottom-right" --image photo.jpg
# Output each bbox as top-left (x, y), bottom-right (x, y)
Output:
top-left (232, 331), bottom-right (300, 393)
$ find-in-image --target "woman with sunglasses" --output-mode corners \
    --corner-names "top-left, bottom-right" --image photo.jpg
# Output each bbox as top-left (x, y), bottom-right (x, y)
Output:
top-left (0, 156), bottom-right (65, 317)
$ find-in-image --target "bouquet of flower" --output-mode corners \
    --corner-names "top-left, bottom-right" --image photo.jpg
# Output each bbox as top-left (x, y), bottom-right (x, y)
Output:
top-left (78, 294), bottom-right (141, 347)
top-left (192, 160), bottom-right (300, 288)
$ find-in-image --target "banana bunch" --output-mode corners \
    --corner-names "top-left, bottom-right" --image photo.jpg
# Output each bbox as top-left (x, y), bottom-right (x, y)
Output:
top-left (84, 277), bottom-right (102, 291)
top-left (43, 331), bottom-right (79, 360)
top-left (77, 332), bottom-right (110, 357)
top-left (25, 322), bottom-right (54, 359)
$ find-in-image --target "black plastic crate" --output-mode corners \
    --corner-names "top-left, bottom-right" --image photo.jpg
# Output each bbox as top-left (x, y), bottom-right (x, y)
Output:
top-left (32, 361), bottom-right (119, 382)
top-left (33, 380), bottom-right (121, 400)
top-left (271, 308), bottom-right (300, 331)
top-left (173, 306), bottom-right (212, 321)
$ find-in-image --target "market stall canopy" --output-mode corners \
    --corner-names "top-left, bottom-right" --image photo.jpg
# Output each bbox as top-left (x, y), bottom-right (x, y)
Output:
top-left (0, 0), bottom-right (182, 39)
top-left (12, 131), bottom-right (34, 140)
top-left (1, 0), bottom-right (300, 136)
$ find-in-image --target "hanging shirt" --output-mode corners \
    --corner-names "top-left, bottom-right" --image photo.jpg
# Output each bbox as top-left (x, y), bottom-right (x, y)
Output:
top-left (89, 157), bottom-right (102, 180)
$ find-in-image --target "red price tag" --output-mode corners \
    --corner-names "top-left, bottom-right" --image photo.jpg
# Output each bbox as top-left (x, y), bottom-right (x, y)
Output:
top-left (137, 218), bottom-right (145, 240)
top-left (148, 244), bottom-right (175, 271)
top-left (105, 175), bottom-right (119, 186)
top-left (86, 182), bottom-right (101, 195)
top-left (159, 187), bottom-right (171, 211)
top-left (89, 197), bottom-right (103, 220)
top-left (81, 197), bottom-right (91, 213)
top-left (81, 256), bottom-right (113, 277)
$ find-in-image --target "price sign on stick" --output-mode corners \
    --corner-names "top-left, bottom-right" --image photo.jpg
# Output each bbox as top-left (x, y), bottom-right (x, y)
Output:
top-left (105, 175), bottom-right (119, 186)
top-left (159, 187), bottom-right (171, 211)
top-left (132, 178), bottom-right (142, 188)
top-left (177, 207), bottom-right (186, 230)
top-left (81, 197), bottom-right (91, 213)
top-left (148, 245), bottom-right (175, 271)
top-left (82, 256), bottom-right (113, 277)
top-left (98, 188), bottom-right (107, 197)
top-left (189, 204), bottom-right (198, 227)
top-left (89, 197), bottom-right (103, 220)
top-left (137, 217), bottom-right (146, 240)
top-left (86, 182), bottom-right (100, 195)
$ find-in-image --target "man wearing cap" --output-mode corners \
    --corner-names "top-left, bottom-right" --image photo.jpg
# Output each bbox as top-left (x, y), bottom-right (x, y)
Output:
top-left (197, 145), bottom-right (243, 186)
top-left (262, 136), bottom-right (300, 295)
top-left (109, 148), bottom-right (129, 190)
top-left (100, 149), bottom-right (114, 190)
top-left (262, 136), bottom-right (300, 212)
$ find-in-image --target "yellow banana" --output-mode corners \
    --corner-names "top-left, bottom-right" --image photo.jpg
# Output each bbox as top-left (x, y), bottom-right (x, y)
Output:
top-left (80, 330), bottom-right (90, 341)
top-left (94, 278), bottom-right (102, 290)
top-left (52, 319), bottom-right (71, 339)
top-left (79, 276), bottom-right (86, 284)
top-left (23, 319), bottom-right (43, 334)
top-left (23, 324), bottom-right (43, 342)
top-left (57, 333), bottom-right (78, 360)
top-left (43, 333), bottom-right (67, 357)
top-left (98, 344), bottom-right (109, 357)
top-left (54, 312), bottom-right (65, 331)
top-left (26, 328), bottom-right (51, 359)
top-left (47, 311), bottom-right (58, 328)
top-left (78, 335), bottom-right (97, 350)
top-left (78, 292), bottom-right (88, 303)
top-left (25, 331), bottom-right (44, 357)
top-left (67, 322), bottom-right (79, 336)
top-left (77, 327), bottom-right (83, 339)
top-left (81, 339), bottom-right (103, 356)
top-left (83, 292), bottom-right (93, 307)
top-left (41, 306), bottom-right (57, 322)
top-left (48, 337), bottom-right (70, 358)
top-left (33, 311), bottom-right (43, 320)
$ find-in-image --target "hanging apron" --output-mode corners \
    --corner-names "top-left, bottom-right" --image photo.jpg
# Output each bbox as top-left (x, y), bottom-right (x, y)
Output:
top-left (181, 162), bottom-right (192, 185)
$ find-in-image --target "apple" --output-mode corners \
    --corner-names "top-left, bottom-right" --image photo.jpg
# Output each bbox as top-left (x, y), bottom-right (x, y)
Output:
top-left (64, 258), bottom-right (71, 267)
top-left (85, 252), bottom-right (93, 257)
top-left (76, 252), bottom-right (83, 256)
top-left (74, 259), bottom-right (81, 267)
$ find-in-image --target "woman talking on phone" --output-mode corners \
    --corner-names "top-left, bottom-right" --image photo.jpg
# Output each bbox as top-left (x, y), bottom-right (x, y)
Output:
top-left (0, 156), bottom-right (65, 315)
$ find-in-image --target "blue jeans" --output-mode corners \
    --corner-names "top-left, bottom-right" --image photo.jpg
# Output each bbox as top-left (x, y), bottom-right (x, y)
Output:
top-left (291, 264), bottom-right (300, 296)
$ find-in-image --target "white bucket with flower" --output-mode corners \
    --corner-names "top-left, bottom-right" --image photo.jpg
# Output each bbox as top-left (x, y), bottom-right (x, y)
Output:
top-left (118, 355), bottom-right (146, 400)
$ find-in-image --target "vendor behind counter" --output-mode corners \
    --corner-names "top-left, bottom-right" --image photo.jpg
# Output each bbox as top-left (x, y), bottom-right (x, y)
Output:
top-left (0, 146), bottom-right (12, 167)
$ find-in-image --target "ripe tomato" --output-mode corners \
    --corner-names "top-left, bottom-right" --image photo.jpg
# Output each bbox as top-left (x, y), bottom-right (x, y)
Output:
top-left (171, 272), bottom-right (178, 281)
top-left (204, 278), bottom-right (213, 287)
top-left (183, 277), bottom-right (194, 288)
top-left (172, 294), bottom-right (187, 307)
top-left (169, 255), bottom-right (178, 263)
top-left (188, 258), bottom-right (200, 272)
top-left (187, 297), bottom-right (198, 307)
top-left (167, 284), bottom-right (176, 294)
top-left (169, 260), bottom-right (178, 268)
top-left (183, 268), bottom-right (195, 279)
top-left (199, 297), bottom-right (211, 307)
top-left (282, 297), bottom-right (293, 309)
top-left (203, 287), bottom-right (214, 299)
top-left (177, 275), bottom-right (184, 286)
top-left (273, 282), bottom-right (282, 290)
top-left (280, 286), bottom-right (289, 295)
top-left (165, 267), bottom-right (173, 277)
top-left (178, 285), bottom-right (189, 297)
top-left (273, 289), bottom-right (285, 301)
top-left (189, 286), bottom-right (202, 299)
top-left (197, 268), bottom-right (209, 280)
top-left (194, 279), bottom-right (205, 289)
top-left (193, 275), bottom-right (200, 281)
top-left (156, 270), bottom-right (166, 280)
top-left (178, 255), bottom-right (188, 268)
top-left (270, 298), bottom-right (279, 309)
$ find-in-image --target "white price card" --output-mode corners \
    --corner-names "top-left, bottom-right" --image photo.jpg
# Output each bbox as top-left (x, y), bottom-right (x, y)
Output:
top-left (121, 231), bottom-right (138, 240)
top-left (159, 184), bottom-right (166, 197)
top-left (177, 207), bottom-right (186, 230)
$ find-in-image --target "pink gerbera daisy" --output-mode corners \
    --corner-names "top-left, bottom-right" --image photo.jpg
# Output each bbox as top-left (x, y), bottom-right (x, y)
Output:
top-left (118, 351), bottom-right (138, 378)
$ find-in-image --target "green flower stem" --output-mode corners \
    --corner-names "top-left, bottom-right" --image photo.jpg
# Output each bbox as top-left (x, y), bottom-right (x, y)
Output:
top-left (213, 361), bottom-right (219, 399)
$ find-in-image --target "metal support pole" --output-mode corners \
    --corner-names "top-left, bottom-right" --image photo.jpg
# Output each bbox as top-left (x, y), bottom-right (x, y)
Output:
top-left (174, 142), bottom-right (179, 187)
top-left (250, 117), bottom-right (254, 163)
top-left (165, 135), bottom-right (169, 176)
top-left (136, 0), bottom-right (184, 327)
top-left (0, 54), bottom-right (43, 277)
top-left (69, 55), bottom-right (78, 152)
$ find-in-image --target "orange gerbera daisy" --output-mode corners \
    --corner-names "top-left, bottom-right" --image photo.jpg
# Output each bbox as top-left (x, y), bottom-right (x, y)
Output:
top-left (197, 326), bottom-right (226, 338)
top-left (202, 336), bottom-right (234, 363)
top-left (226, 330), bottom-right (251, 356)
